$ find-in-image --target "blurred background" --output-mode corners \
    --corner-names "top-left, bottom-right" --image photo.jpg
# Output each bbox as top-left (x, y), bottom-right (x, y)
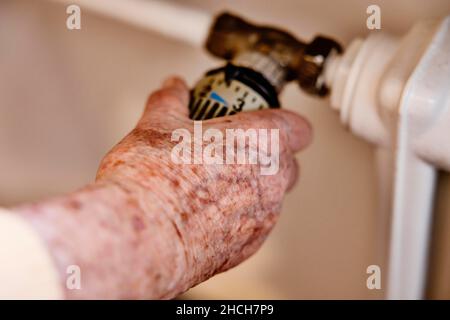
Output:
top-left (0, 0), bottom-right (449, 299)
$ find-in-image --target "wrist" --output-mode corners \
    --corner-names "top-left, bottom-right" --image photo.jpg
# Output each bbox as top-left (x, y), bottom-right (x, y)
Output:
top-left (13, 181), bottom-right (189, 299)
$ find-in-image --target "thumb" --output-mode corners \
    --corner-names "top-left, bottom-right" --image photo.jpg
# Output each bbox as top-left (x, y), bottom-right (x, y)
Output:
top-left (141, 76), bottom-right (190, 121)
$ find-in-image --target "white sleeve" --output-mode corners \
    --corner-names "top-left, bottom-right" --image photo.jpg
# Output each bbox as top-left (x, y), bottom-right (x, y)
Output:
top-left (0, 208), bottom-right (63, 299)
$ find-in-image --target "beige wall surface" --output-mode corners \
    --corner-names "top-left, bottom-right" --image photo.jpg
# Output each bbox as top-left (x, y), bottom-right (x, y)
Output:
top-left (0, 0), bottom-right (448, 298)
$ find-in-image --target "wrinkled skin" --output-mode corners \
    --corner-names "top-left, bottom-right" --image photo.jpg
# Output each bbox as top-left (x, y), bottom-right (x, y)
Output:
top-left (14, 77), bottom-right (312, 299)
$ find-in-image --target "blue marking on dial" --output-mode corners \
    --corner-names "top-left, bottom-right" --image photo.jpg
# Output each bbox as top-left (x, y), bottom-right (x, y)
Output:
top-left (210, 91), bottom-right (228, 106)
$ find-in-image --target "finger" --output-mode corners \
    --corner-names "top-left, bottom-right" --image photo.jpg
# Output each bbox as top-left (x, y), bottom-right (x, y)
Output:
top-left (143, 76), bottom-right (190, 118)
top-left (265, 109), bottom-right (312, 153)
top-left (218, 108), bottom-right (313, 153)
top-left (286, 158), bottom-right (300, 192)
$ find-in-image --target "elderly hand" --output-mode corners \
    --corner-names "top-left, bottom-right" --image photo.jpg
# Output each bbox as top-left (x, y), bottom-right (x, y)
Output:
top-left (14, 77), bottom-right (312, 299)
